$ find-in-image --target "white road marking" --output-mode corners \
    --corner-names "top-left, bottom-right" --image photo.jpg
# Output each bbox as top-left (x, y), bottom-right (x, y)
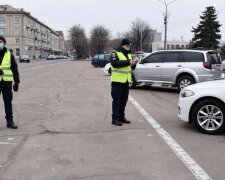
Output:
top-left (7, 138), bottom-right (15, 141)
top-left (129, 95), bottom-right (211, 180)
top-left (0, 142), bottom-right (17, 145)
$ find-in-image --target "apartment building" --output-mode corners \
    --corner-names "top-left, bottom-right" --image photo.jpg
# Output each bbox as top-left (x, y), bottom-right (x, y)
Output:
top-left (56, 31), bottom-right (65, 54)
top-left (0, 4), bottom-right (64, 58)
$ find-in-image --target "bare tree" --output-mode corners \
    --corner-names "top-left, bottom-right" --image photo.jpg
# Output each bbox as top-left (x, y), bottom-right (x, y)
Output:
top-left (90, 25), bottom-right (110, 55)
top-left (129, 18), bottom-right (154, 52)
top-left (68, 24), bottom-right (88, 59)
top-left (109, 38), bottom-right (121, 50)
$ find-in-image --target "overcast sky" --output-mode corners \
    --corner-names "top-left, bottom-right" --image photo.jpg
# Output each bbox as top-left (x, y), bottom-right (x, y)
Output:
top-left (1, 0), bottom-right (225, 42)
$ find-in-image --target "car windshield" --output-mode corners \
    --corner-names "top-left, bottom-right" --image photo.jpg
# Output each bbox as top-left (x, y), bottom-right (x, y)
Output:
top-left (21, 55), bottom-right (29, 58)
top-left (132, 54), bottom-right (145, 61)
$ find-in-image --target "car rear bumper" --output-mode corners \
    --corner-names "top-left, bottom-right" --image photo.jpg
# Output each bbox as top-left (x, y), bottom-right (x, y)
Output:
top-left (198, 73), bottom-right (224, 83)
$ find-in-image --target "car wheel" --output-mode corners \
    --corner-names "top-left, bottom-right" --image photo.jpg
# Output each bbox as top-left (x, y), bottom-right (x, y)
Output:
top-left (177, 75), bottom-right (195, 91)
top-left (94, 64), bottom-right (98, 67)
top-left (192, 99), bottom-right (225, 135)
top-left (129, 73), bottom-right (137, 89)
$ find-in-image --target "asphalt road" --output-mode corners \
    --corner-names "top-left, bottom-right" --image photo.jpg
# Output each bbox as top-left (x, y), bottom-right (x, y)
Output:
top-left (0, 59), bottom-right (224, 180)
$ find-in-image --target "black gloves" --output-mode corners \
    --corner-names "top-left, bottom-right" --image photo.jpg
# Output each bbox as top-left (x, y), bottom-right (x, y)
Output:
top-left (13, 83), bottom-right (19, 92)
top-left (0, 69), bottom-right (3, 76)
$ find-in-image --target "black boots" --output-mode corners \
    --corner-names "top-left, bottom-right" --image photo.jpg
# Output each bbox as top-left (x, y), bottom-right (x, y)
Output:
top-left (112, 119), bottom-right (122, 126)
top-left (112, 117), bottom-right (131, 126)
top-left (7, 123), bottom-right (18, 129)
top-left (120, 117), bottom-right (131, 124)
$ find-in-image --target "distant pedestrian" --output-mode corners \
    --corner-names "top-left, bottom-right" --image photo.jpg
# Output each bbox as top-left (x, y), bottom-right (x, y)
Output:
top-left (0, 36), bottom-right (20, 129)
top-left (110, 38), bottom-right (138, 126)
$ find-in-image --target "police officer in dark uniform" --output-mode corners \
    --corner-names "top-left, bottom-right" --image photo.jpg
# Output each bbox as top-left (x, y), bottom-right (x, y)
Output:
top-left (0, 36), bottom-right (20, 129)
top-left (110, 39), bottom-right (137, 126)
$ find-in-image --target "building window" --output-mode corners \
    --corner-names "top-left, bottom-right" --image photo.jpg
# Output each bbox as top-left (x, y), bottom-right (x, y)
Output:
top-left (0, 17), bottom-right (5, 24)
top-left (14, 17), bottom-right (19, 24)
top-left (0, 28), bottom-right (5, 34)
top-left (16, 48), bottom-right (20, 56)
top-left (16, 38), bottom-right (19, 44)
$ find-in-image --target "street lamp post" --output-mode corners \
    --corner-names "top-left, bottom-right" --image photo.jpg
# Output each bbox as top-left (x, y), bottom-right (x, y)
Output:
top-left (140, 29), bottom-right (143, 51)
top-left (158, 0), bottom-right (177, 50)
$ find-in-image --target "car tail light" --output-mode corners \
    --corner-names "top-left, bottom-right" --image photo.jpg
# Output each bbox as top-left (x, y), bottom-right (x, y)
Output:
top-left (203, 62), bottom-right (211, 69)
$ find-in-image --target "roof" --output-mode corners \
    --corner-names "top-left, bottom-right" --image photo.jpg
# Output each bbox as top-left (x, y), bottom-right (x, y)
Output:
top-left (155, 49), bottom-right (218, 53)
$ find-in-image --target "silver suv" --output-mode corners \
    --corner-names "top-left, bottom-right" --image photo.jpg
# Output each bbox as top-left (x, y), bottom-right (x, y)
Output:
top-left (131, 49), bottom-right (224, 91)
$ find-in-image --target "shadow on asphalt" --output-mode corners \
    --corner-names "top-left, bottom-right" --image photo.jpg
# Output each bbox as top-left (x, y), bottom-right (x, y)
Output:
top-left (178, 122), bottom-right (200, 133)
top-left (178, 120), bottom-right (225, 136)
top-left (131, 85), bottom-right (179, 94)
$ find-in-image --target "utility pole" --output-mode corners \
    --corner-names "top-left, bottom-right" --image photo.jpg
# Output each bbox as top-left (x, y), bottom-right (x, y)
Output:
top-left (140, 29), bottom-right (143, 51)
top-left (164, 5), bottom-right (168, 50)
top-left (158, 0), bottom-right (177, 50)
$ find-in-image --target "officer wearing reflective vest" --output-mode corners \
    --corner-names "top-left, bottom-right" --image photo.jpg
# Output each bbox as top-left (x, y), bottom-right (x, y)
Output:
top-left (0, 36), bottom-right (20, 129)
top-left (110, 38), bottom-right (138, 126)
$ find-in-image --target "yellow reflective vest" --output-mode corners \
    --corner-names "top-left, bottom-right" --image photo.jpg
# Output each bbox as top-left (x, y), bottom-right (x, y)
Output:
top-left (0, 51), bottom-right (14, 81)
top-left (111, 51), bottom-right (132, 83)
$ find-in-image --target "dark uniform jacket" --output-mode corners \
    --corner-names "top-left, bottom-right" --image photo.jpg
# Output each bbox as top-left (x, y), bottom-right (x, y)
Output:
top-left (110, 47), bottom-right (136, 70)
top-left (0, 47), bottom-right (20, 83)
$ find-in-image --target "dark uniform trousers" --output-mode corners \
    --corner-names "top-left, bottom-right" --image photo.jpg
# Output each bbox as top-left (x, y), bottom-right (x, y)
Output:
top-left (0, 81), bottom-right (13, 124)
top-left (111, 81), bottom-right (129, 121)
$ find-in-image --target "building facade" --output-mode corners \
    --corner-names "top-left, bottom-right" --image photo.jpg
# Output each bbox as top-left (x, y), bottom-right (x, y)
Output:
top-left (152, 40), bottom-right (190, 52)
top-left (0, 5), bottom-right (64, 58)
top-left (56, 31), bottom-right (65, 54)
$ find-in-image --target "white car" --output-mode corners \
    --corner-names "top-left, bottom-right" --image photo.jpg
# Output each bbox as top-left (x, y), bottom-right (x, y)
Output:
top-left (131, 50), bottom-right (223, 90)
top-left (178, 79), bottom-right (225, 134)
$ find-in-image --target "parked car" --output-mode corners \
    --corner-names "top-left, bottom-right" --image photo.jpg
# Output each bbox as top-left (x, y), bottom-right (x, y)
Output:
top-left (19, 54), bottom-right (30, 63)
top-left (130, 49), bottom-right (223, 91)
top-left (59, 55), bottom-right (67, 59)
top-left (178, 79), bottom-right (225, 134)
top-left (47, 55), bottom-right (57, 60)
top-left (91, 54), bottom-right (110, 67)
top-left (220, 52), bottom-right (225, 71)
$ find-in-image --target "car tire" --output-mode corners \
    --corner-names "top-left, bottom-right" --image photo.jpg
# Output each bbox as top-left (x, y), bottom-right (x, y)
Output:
top-left (129, 73), bottom-right (137, 89)
top-left (192, 99), bottom-right (225, 135)
top-left (177, 75), bottom-right (195, 91)
top-left (94, 64), bottom-right (98, 68)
